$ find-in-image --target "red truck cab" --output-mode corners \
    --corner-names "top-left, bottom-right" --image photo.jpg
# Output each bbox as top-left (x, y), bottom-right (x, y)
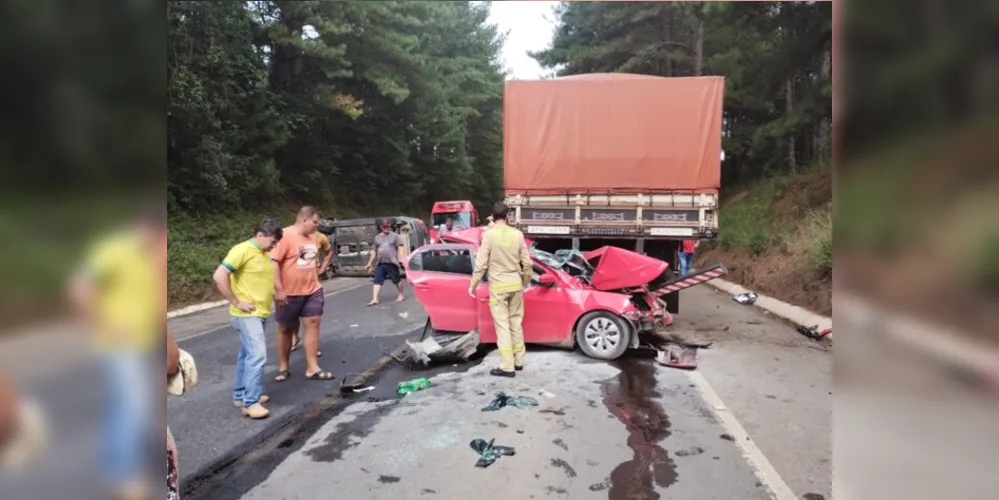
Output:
top-left (429, 200), bottom-right (478, 241)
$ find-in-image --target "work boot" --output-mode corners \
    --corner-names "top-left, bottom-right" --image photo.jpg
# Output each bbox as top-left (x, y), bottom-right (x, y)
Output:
top-left (242, 404), bottom-right (270, 419)
top-left (490, 368), bottom-right (515, 378)
top-left (233, 395), bottom-right (270, 408)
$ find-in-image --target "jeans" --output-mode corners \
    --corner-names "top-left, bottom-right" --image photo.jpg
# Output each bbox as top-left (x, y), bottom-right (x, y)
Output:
top-left (678, 252), bottom-right (694, 277)
top-left (231, 316), bottom-right (268, 407)
top-left (101, 350), bottom-right (154, 484)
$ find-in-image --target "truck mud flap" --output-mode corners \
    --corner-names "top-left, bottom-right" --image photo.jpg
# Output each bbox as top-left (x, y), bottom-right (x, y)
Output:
top-left (653, 264), bottom-right (728, 296)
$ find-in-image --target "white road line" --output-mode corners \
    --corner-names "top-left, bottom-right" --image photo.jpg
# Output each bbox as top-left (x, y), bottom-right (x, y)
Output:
top-left (176, 282), bottom-right (368, 343)
top-left (687, 370), bottom-right (798, 500)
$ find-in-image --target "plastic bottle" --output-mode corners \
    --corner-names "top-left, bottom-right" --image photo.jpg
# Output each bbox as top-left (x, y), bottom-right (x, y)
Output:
top-left (396, 377), bottom-right (432, 395)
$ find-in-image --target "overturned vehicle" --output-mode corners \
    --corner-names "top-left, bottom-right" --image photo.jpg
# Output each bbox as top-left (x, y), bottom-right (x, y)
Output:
top-left (404, 227), bottom-right (726, 361)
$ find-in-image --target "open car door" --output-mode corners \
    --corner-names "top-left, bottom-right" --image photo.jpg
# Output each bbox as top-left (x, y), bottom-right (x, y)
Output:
top-left (406, 244), bottom-right (480, 333)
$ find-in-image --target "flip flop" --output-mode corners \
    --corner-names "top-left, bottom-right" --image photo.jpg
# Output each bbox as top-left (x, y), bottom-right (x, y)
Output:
top-left (366, 300), bottom-right (379, 306)
top-left (290, 338), bottom-right (302, 351)
top-left (275, 369), bottom-right (291, 382)
top-left (305, 370), bottom-right (335, 380)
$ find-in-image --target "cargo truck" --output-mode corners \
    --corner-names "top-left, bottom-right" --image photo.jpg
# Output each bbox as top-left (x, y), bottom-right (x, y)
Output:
top-left (502, 74), bottom-right (725, 313)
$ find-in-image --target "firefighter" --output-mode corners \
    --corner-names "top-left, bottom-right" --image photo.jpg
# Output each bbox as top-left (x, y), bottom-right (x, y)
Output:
top-left (468, 202), bottom-right (533, 377)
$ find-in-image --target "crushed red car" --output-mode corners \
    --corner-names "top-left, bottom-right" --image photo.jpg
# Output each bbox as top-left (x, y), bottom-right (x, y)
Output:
top-left (404, 227), bottom-right (725, 360)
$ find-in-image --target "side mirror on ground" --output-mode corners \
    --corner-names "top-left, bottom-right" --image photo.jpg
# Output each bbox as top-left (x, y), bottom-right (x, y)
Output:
top-left (538, 274), bottom-right (556, 287)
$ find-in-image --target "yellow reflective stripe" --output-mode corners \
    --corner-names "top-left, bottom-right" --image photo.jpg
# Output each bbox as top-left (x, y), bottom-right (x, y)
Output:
top-left (498, 347), bottom-right (514, 353)
top-left (491, 282), bottom-right (522, 293)
top-left (496, 226), bottom-right (516, 247)
top-left (512, 345), bottom-right (526, 353)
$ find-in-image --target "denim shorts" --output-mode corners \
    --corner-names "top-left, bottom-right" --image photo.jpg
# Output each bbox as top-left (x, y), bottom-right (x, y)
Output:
top-left (373, 263), bottom-right (401, 285)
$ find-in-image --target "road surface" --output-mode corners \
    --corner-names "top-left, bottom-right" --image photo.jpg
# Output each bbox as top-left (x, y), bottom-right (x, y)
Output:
top-left (182, 283), bottom-right (833, 500)
top-left (0, 277), bottom-right (833, 500)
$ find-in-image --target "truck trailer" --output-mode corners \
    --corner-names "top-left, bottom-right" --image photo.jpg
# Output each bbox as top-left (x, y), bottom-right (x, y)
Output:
top-left (502, 73), bottom-right (725, 313)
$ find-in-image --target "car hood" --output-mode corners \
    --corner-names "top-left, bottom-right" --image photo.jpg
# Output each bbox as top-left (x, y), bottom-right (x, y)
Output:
top-left (582, 246), bottom-right (670, 291)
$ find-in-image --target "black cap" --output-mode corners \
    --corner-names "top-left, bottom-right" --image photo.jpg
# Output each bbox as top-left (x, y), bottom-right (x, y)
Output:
top-left (379, 218), bottom-right (390, 227)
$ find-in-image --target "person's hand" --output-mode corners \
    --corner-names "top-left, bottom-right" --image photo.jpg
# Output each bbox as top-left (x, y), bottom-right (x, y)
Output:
top-left (364, 263), bottom-right (372, 273)
top-left (274, 290), bottom-right (287, 308)
top-left (234, 301), bottom-right (256, 313)
top-left (467, 288), bottom-right (475, 298)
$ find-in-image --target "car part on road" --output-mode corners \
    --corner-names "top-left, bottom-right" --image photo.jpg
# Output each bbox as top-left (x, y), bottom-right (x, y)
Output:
top-left (796, 324), bottom-right (832, 340)
top-left (655, 343), bottom-right (700, 369)
top-left (481, 392), bottom-right (539, 412)
top-left (396, 327), bottom-right (481, 367)
top-left (733, 292), bottom-right (759, 305)
top-left (575, 311), bottom-right (632, 360)
top-left (339, 373), bottom-right (370, 394)
top-left (470, 438), bottom-right (516, 468)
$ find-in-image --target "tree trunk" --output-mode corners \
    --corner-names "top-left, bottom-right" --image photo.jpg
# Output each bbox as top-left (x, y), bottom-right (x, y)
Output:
top-left (817, 44), bottom-right (832, 163)
top-left (694, 17), bottom-right (704, 76)
top-left (786, 75), bottom-right (796, 172)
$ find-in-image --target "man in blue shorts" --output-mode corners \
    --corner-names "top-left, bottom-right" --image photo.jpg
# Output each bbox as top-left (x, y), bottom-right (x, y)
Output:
top-left (364, 218), bottom-right (405, 306)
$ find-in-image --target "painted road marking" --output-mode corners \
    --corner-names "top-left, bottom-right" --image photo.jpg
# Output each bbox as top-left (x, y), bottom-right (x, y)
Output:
top-left (177, 282), bottom-right (368, 344)
top-left (687, 370), bottom-right (799, 500)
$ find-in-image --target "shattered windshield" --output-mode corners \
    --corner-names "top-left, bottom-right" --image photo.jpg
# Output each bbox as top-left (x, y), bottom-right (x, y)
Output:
top-left (530, 246), bottom-right (594, 282)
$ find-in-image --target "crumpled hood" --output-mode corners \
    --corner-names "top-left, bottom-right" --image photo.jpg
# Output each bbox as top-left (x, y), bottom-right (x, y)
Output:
top-left (583, 246), bottom-right (669, 291)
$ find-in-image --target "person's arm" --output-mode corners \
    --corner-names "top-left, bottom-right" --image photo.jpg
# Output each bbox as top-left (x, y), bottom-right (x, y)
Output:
top-left (365, 238), bottom-right (378, 271)
top-left (270, 241), bottom-right (288, 306)
top-left (214, 246), bottom-right (255, 312)
top-left (519, 234), bottom-right (533, 287)
top-left (0, 371), bottom-right (18, 450)
top-left (166, 329), bottom-right (180, 377)
top-left (318, 235), bottom-right (333, 274)
top-left (395, 233), bottom-right (405, 265)
top-left (469, 234), bottom-right (491, 293)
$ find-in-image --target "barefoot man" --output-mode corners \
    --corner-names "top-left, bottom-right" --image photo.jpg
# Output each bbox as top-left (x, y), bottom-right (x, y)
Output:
top-left (271, 206), bottom-right (334, 382)
top-left (364, 218), bottom-right (406, 306)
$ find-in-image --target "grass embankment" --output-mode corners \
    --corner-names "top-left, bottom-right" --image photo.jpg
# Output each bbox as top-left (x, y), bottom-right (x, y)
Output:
top-left (697, 165), bottom-right (832, 315)
top-left (168, 205), bottom-right (369, 308)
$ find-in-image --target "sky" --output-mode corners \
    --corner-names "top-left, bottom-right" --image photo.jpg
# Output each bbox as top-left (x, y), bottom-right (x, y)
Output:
top-left (485, 1), bottom-right (560, 80)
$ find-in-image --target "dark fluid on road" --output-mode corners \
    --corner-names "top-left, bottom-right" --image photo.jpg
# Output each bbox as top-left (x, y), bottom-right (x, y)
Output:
top-left (602, 356), bottom-right (678, 500)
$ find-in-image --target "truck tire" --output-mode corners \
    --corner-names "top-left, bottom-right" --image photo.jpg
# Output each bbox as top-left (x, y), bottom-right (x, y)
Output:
top-left (575, 311), bottom-right (632, 360)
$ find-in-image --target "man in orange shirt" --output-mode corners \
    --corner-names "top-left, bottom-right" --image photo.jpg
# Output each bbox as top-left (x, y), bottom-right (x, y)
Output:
top-left (290, 231), bottom-right (332, 354)
top-left (271, 206), bottom-right (334, 381)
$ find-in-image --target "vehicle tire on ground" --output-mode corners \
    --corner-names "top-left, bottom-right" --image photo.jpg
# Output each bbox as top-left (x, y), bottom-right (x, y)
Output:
top-left (575, 311), bottom-right (632, 360)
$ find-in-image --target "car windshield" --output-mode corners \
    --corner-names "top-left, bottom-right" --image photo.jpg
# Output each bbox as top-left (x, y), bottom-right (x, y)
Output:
top-left (530, 246), bottom-right (594, 283)
top-left (432, 211), bottom-right (472, 229)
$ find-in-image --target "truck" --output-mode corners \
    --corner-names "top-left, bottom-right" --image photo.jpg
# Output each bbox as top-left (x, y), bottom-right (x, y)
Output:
top-left (502, 73), bottom-right (725, 313)
top-left (428, 200), bottom-right (479, 242)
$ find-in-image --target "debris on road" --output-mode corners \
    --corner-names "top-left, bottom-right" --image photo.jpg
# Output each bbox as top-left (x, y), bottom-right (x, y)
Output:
top-left (397, 377), bottom-right (432, 395)
top-left (655, 342), bottom-right (700, 369)
top-left (733, 292), bottom-right (759, 305)
top-left (470, 438), bottom-right (516, 468)
top-left (396, 329), bottom-right (480, 367)
top-left (339, 373), bottom-right (373, 394)
top-left (481, 392), bottom-right (539, 412)
top-left (796, 324), bottom-right (832, 341)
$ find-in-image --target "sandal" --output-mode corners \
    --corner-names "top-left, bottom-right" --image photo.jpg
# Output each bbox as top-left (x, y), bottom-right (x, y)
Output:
top-left (275, 369), bottom-right (291, 382)
top-left (366, 300), bottom-right (379, 307)
top-left (290, 338), bottom-right (302, 352)
top-left (305, 370), bottom-right (335, 380)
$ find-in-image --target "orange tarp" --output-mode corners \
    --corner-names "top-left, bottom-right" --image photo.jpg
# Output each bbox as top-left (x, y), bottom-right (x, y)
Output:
top-left (503, 74), bottom-right (724, 194)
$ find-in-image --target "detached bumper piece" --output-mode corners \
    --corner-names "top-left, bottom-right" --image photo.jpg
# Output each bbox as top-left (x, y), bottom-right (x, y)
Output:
top-left (398, 330), bottom-right (481, 367)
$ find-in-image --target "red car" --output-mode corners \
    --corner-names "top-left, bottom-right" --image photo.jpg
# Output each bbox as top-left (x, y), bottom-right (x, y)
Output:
top-left (404, 227), bottom-right (725, 360)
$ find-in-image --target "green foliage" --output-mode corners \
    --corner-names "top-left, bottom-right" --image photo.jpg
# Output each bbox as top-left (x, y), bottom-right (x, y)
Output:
top-left (534, 1), bottom-right (832, 183)
top-left (168, 1), bottom-right (505, 215)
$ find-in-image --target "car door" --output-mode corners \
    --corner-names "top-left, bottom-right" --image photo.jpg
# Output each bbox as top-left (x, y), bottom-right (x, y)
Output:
top-left (407, 244), bottom-right (479, 333)
top-left (476, 263), bottom-right (569, 344)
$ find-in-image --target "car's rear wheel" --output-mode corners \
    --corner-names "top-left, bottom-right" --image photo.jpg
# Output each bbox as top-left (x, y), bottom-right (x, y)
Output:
top-left (575, 311), bottom-right (632, 360)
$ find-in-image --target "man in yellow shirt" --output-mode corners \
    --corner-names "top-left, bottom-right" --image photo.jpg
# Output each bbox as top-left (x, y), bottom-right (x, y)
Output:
top-left (213, 219), bottom-right (283, 419)
top-left (469, 203), bottom-right (533, 378)
top-left (70, 205), bottom-right (166, 500)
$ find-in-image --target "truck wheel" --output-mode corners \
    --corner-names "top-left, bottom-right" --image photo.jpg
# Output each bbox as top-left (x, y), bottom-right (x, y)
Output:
top-left (575, 311), bottom-right (632, 360)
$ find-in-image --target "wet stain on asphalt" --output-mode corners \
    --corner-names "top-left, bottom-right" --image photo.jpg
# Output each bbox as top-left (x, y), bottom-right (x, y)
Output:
top-left (540, 408), bottom-right (567, 416)
top-left (550, 458), bottom-right (578, 478)
top-left (720, 433), bottom-right (735, 441)
top-left (305, 403), bottom-right (397, 463)
top-left (378, 475), bottom-right (401, 484)
top-left (421, 488), bottom-right (436, 495)
top-left (601, 357), bottom-right (678, 499)
top-left (802, 494), bottom-right (826, 500)
top-left (552, 438), bottom-right (569, 451)
top-left (546, 486), bottom-right (568, 495)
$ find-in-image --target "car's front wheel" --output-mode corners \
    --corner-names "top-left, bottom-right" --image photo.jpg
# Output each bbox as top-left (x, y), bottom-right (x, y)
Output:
top-left (575, 311), bottom-right (632, 360)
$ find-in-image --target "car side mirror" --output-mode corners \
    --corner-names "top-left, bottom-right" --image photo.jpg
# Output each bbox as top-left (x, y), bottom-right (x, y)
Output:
top-left (538, 274), bottom-right (556, 287)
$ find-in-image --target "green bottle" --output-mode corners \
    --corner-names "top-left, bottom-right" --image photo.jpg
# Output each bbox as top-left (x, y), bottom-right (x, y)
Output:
top-left (397, 377), bottom-right (432, 395)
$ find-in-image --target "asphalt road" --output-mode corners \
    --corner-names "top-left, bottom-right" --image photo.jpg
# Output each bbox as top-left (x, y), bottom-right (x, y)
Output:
top-left (0, 278), bottom-right (834, 500)
top-left (185, 284), bottom-right (834, 500)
